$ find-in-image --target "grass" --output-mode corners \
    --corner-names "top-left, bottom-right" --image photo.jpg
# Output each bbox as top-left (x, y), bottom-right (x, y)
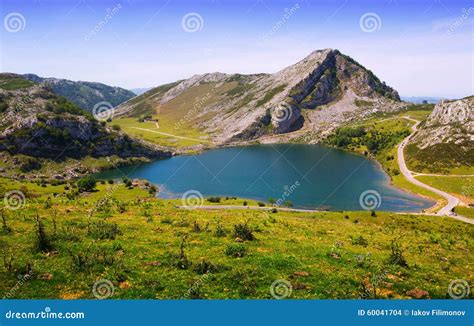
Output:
top-left (112, 82), bottom-right (245, 149)
top-left (110, 118), bottom-right (209, 149)
top-left (453, 206), bottom-right (474, 219)
top-left (416, 176), bottom-right (473, 199)
top-left (0, 75), bottom-right (35, 90)
top-left (0, 177), bottom-right (472, 300)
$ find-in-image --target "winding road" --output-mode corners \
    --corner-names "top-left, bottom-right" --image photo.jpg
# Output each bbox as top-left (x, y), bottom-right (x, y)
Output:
top-left (398, 117), bottom-right (473, 224)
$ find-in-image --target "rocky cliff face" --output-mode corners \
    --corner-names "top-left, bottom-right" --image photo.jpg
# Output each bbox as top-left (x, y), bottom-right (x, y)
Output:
top-left (408, 96), bottom-right (473, 170)
top-left (23, 74), bottom-right (136, 112)
top-left (0, 74), bottom-right (171, 160)
top-left (115, 49), bottom-right (402, 145)
top-left (413, 96), bottom-right (473, 148)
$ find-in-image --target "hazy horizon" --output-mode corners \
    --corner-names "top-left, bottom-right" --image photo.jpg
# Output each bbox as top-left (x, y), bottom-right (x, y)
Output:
top-left (1, 0), bottom-right (473, 98)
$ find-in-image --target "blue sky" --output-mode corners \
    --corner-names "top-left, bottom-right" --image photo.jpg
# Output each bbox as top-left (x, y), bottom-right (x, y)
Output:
top-left (0, 0), bottom-right (472, 98)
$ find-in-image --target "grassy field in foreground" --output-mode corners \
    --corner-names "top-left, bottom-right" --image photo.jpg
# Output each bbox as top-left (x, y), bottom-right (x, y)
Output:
top-left (0, 178), bottom-right (472, 300)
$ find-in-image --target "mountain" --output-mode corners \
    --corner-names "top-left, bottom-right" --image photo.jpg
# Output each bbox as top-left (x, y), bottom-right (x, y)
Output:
top-left (400, 96), bottom-right (443, 104)
top-left (407, 96), bottom-right (473, 172)
top-left (115, 49), bottom-right (402, 145)
top-left (131, 87), bottom-right (153, 95)
top-left (0, 73), bottom-right (171, 175)
top-left (23, 74), bottom-right (136, 112)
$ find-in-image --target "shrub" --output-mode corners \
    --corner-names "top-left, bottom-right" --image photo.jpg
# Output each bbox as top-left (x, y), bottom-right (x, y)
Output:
top-left (77, 176), bottom-right (97, 192)
top-left (243, 201), bottom-right (248, 206)
top-left (233, 222), bottom-right (255, 241)
top-left (224, 244), bottom-right (247, 258)
top-left (34, 215), bottom-right (53, 253)
top-left (351, 235), bottom-right (369, 247)
top-left (388, 238), bottom-right (408, 267)
top-left (257, 202), bottom-right (265, 207)
top-left (193, 259), bottom-right (217, 274)
top-left (207, 197), bottom-right (221, 203)
top-left (214, 222), bottom-right (227, 237)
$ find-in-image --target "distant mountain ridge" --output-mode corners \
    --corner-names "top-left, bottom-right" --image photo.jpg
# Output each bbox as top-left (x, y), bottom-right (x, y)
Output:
top-left (23, 74), bottom-right (136, 112)
top-left (0, 73), bottom-right (171, 175)
top-left (115, 49), bottom-right (402, 145)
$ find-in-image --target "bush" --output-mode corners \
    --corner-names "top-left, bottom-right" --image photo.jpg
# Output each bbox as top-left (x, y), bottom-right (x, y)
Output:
top-left (77, 176), bottom-right (96, 192)
top-left (388, 238), bottom-right (408, 267)
top-left (257, 202), bottom-right (265, 207)
top-left (34, 215), bottom-right (53, 253)
top-left (243, 201), bottom-right (248, 206)
top-left (224, 244), bottom-right (247, 258)
top-left (207, 196), bottom-right (221, 203)
top-left (214, 222), bottom-right (227, 237)
top-left (233, 222), bottom-right (255, 241)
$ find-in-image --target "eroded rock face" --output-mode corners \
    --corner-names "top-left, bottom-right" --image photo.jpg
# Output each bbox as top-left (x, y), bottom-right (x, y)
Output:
top-left (413, 96), bottom-right (473, 149)
top-left (0, 76), bottom-right (171, 160)
top-left (115, 48), bottom-right (402, 143)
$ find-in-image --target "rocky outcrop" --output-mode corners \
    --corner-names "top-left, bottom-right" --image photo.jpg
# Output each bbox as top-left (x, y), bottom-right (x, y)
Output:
top-left (0, 74), bottom-right (171, 160)
top-left (412, 96), bottom-right (473, 149)
top-left (407, 96), bottom-right (473, 169)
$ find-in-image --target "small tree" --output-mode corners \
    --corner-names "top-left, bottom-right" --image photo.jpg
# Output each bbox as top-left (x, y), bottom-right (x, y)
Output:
top-left (34, 215), bottom-right (53, 252)
top-left (77, 176), bottom-right (97, 192)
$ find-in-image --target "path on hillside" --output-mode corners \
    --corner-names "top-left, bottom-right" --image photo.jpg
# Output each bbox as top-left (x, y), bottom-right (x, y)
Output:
top-left (130, 127), bottom-right (209, 143)
top-left (397, 117), bottom-right (472, 224)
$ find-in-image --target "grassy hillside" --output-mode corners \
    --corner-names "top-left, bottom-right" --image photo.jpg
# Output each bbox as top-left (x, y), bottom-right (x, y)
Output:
top-left (0, 177), bottom-right (472, 299)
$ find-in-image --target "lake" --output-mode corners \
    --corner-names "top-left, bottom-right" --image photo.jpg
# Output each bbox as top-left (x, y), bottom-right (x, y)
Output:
top-left (97, 144), bottom-right (434, 212)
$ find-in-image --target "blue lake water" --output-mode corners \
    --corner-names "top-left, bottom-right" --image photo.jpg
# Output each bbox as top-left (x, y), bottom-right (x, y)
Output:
top-left (97, 144), bottom-right (434, 212)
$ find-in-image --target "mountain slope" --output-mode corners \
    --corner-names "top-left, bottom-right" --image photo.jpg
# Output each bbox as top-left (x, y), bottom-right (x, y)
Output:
top-left (406, 96), bottom-right (473, 172)
top-left (23, 74), bottom-right (136, 112)
top-left (0, 74), bottom-right (171, 176)
top-left (114, 49), bottom-right (402, 147)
